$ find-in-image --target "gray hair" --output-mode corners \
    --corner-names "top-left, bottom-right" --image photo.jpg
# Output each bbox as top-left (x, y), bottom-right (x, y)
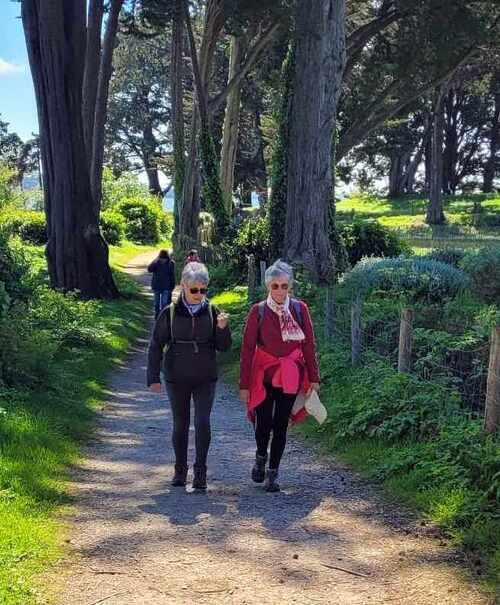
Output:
top-left (181, 261), bottom-right (209, 286)
top-left (265, 259), bottom-right (293, 286)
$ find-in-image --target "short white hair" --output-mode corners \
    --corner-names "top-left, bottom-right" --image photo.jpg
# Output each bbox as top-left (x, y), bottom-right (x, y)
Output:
top-left (181, 262), bottom-right (209, 286)
top-left (265, 259), bottom-right (293, 286)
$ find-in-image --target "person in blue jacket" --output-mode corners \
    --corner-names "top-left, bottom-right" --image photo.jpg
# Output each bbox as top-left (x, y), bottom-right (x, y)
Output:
top-left (148, 250), bottom-right (176, 319)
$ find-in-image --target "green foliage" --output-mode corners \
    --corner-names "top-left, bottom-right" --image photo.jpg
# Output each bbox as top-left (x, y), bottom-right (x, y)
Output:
top-left (101, 168), bottom-right (151, 210)
top-left (423, 248), bottom-right (466, 268)
top-left (0, 209), bottom-right (47, 244)
top-left (268, 45), bottom-right (294, 260)
top-left (341, 256), bottom-right (471, 303)
top-left (0, 163), bottom-right (17, 208)
top-left (100, 209), bottom-right (126, 245)
top-left (460, 247), bottom-right (500, 304)
top-left (339, 220), bottom-right (411, 265)
top-left (116, 198), bottom-right (163, 244)
top-left (0, 231), bottom-right (31, 301)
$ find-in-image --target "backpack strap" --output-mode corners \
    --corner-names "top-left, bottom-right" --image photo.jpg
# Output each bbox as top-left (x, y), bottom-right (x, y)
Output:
top-left (170, 301), bottom-right (215, 343)
top-left (257, 299), bottom-right (303, 327)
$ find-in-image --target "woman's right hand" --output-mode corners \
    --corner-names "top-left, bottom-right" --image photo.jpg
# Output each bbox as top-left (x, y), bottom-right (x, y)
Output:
top-left (150, 383), bottom-right (162, 394)
top-left (239, 389), bottom-right (249, 404)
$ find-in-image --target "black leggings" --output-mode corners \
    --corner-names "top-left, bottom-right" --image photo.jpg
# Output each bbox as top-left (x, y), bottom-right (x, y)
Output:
top-left (254, 385), bottom-right (297, 470)
top-left (165, 381), bottom-right (216, 469)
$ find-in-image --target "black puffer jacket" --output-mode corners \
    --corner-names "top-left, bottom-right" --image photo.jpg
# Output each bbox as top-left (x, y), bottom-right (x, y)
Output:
top-left (147, 298), bottom-right (232, 385)
top-left (148, 258), bottom-right (176, 291)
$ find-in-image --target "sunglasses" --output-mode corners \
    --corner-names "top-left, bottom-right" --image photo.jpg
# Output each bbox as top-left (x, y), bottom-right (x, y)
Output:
top-left (270, 283), bottom-right (289, 291)
top-left (189, 287), bottom-right (208, 295)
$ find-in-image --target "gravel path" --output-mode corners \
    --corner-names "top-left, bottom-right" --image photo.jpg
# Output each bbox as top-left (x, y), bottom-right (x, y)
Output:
top-left (54, 253), bottom-right (490, 605)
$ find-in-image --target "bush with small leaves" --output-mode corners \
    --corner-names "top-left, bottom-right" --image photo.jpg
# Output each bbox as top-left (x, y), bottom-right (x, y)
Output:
top-left (340, 256), bottom-right (470, 303)
top-left (460, 247), bottom-right (500, 304)
top-left (100, 210), bottom-right (126, 245)
top-left (339, 220), bottom-right (411, 266)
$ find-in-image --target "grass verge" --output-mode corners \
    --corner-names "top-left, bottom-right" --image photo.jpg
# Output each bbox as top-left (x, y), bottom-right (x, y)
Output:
top-left (0, 247), bottom-right (151, 605)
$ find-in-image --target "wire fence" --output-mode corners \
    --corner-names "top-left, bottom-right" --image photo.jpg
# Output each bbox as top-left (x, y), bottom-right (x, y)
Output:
top-left (319, 290), bottom-right (499, 431)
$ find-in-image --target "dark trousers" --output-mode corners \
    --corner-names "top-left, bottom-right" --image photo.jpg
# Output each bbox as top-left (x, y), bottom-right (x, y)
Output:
top-left (154, 289), bottom-right (171, 319)
top-left (254, 385), bottom-right (296, 470)
top-left (166, 381), bottom-right (216, 469)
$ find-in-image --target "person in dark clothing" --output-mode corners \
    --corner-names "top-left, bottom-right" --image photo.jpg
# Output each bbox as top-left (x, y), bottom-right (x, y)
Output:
top-left (148, 250), bottom-right (176, 319)
top-left (147, 262), bottom-right (231, 490)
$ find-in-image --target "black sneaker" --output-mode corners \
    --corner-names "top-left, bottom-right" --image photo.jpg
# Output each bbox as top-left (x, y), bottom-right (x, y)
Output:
top-left (264, 469), bottom-right (280, 492)
top-left (251, 454), bottom-right (267, 483)
top-left (171, 465), bottom-right (188, 487)
top-left (192, 464), bottom-right (207, 490)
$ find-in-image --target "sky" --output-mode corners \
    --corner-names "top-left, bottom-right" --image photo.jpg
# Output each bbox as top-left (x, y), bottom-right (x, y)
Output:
top-left (0, 1), bottom-right (38, 141)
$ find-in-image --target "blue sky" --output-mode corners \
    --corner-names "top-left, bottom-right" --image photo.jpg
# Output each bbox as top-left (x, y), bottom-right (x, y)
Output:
top-left (0, 2), bottom-right (38, 141)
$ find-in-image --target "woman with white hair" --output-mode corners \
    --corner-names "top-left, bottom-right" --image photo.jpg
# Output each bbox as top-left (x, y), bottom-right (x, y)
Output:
top-left (147, 262), bottom-right (231, 490)
top-left (240, 260), bottom-right (320, 492)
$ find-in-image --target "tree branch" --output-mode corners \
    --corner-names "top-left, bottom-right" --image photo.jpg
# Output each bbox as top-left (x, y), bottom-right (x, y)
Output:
top-left (208, 19), bottom-right (281, 114)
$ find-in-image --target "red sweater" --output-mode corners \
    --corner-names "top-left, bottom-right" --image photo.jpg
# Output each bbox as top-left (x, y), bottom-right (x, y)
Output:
top-left (239, 301), bottom-right (320, 390)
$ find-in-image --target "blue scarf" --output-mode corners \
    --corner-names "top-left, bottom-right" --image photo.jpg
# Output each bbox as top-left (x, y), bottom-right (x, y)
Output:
top-left (182, 292), bottom-right (208, 316)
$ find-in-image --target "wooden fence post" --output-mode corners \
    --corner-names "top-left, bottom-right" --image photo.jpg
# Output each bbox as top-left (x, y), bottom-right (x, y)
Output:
top-left (260, 260), bottom-right (267, 286)
top-left (324, 285), bottom-right (335, 342)
top-left (247, 254), bottom-right (257, 303)
top-left (484, 326), bottom-right (500, 434)
top-left (351, 296), bottom-right (362, 366)
top-left (398, 308), bottom-right (414, 373)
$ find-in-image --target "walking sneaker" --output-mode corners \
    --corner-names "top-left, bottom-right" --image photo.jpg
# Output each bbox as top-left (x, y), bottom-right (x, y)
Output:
top-left (171, 465), bottom-right (188, 487)
top-left (192, 464), bottom-right (207, 490)
top-left (264, 469), bottom-right (280, 492)
top-left (251, 453), bottom-right (267, 483)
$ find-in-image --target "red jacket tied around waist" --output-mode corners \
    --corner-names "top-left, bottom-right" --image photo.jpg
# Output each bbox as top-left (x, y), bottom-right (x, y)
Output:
top-left (240, 300), bottom-right (320, 423)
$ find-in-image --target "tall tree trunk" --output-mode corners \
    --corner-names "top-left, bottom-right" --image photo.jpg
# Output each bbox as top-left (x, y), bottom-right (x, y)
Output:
top-left (284, 0), bottom-right (346, 283)
top-left (220, 35), bottom-right (245, 214)
top-left (426, 84), bottom-right (447, 225)
top-left (403, 116), bottom-right (431, 193)
top-left (90, 0), bottom-right (124, 214)
top-left (268, 45), bottom-right (295, 261)
top-left (82, 0), bottom-right (104, 165)
top-left (171, 0), bottom-right (185, 238)
top-left (22, 0), bottom-right (118, 299)
top-left (179, 0), bottom-right (224, 247)
top-left (183, 0), bottom-right (227, 242)
top-left (483, 72), bottom-right (500, 193)
top-left (142, 118), bottom-right (162, 196)
top-left (388, 153), bottom-right (407, 198)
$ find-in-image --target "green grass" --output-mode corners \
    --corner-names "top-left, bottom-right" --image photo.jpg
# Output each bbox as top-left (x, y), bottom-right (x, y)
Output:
top-left (108, 240), bottom-right (170, 269)
top-left (337, 193), bottom-right (500, 252)
top-left (0, 245), bottom-right (152, 605)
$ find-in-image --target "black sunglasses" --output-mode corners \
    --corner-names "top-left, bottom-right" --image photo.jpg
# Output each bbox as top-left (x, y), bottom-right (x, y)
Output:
top-left (189, 287), bottom-right (208, 295)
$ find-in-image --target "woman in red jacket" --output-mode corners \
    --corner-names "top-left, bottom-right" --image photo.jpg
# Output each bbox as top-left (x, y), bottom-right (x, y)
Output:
top-left (239, 260), bottom-right (320, 492)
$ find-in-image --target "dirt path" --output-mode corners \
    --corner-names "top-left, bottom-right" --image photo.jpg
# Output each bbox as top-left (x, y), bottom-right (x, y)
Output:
top-left (54, 253), bottom-right (490, 605)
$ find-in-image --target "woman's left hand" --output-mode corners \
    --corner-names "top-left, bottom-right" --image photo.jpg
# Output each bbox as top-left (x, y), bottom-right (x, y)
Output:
top-left (306, 382), bottom-right (320, 397)
top-left (217, 312), bottom-right (229, 329)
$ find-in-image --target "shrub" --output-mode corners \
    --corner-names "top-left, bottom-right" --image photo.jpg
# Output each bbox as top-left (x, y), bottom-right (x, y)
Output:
top-left (116, 198), bottom-right (163, 244)
top-left (0, 209), bottom-right (47, 244)
top-left (28, 286), bottom-right (107, 348)
top-left (424, 248), bottom-right (466, 268)
top-left (460, 247), bottom-right (500, 304)
top-left (0, 231), bottom-right (30, 300)
top-left (226, 215), bottom-right (270, 275)
top-left (100, 209), bottom-right (125, 245)
top-left (18, 212), bottom-right (47, 244)
top-left (101, 168), bottom-right (151, 210)
top-left (340, 257), bottom-right (470, 303)
top-left (339, 220), bottom-right (411, 265)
